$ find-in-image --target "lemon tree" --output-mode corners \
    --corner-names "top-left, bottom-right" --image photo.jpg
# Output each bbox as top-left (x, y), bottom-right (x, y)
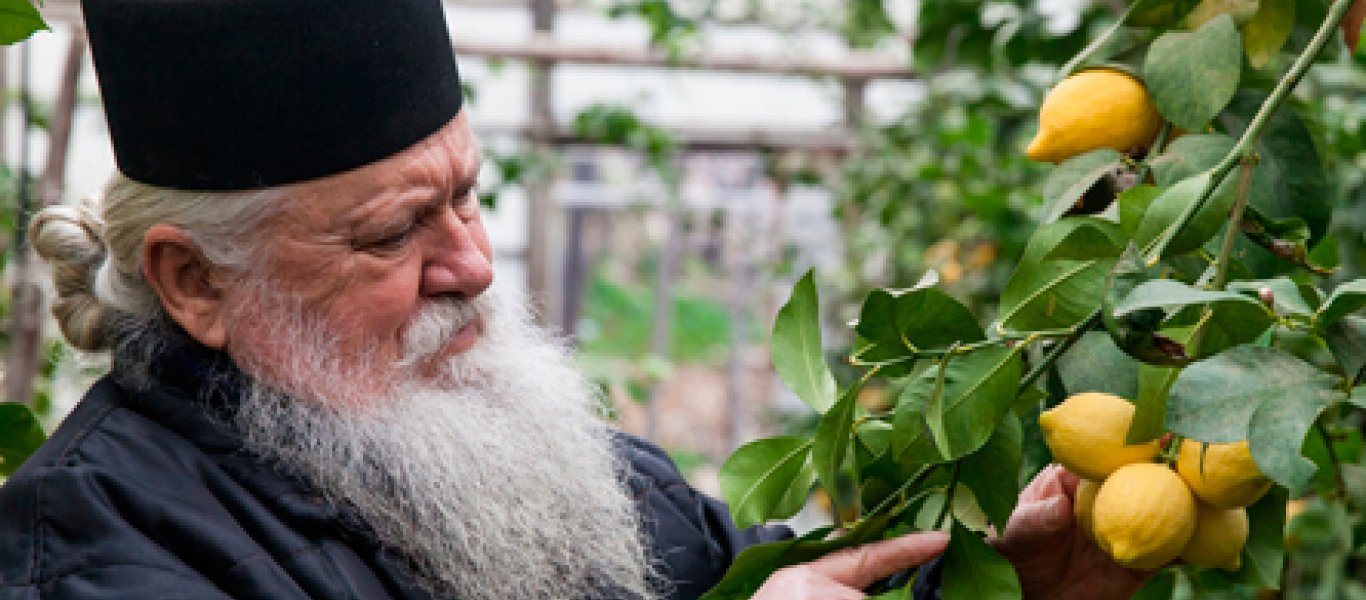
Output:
top-left (705, 1), bottom-right (1366, 598)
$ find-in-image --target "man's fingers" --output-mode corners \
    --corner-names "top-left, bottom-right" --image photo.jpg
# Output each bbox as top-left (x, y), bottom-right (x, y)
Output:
top-left (996, 495), bottom-right (1072, 555)
top-left (1057, 466), bottom-right (1081, 498)
top-left (1018, 464), bottom-right (1066, 504)
top-left (806, 530), bottom-right (950, 590)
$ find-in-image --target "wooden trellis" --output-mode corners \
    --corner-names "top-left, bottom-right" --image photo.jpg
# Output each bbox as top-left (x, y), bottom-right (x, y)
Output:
top-left (29, 0), bottom-right (915, 451)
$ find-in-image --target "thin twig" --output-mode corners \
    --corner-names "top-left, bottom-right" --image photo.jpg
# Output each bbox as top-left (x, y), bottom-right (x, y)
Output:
top-left (934, 463), bottom-right (961, 531)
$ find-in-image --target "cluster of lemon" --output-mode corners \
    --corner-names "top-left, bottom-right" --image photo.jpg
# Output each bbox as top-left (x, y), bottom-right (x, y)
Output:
top-left (1039, 392), bottom-right (1273, 571)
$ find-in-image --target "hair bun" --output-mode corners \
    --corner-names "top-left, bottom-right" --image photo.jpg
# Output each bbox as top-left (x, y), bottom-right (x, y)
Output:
top-left (30, 203), bottom-right (111, 350)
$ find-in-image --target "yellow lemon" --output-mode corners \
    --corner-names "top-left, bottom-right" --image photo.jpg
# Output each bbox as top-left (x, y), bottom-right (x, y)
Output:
top-left (1026, 69), bottom-right (1163, 164)
top-left (1176, 440), bottom-right (1273, 509)
top-left (1074, 478), bottom-right (1101, 539)
top-left (1091, 463), bottom-right (1197, 570)
top-left (1038, 392), bottom-right (1161, 481)
top-left (1180, 501), bottom-right (1248, 571)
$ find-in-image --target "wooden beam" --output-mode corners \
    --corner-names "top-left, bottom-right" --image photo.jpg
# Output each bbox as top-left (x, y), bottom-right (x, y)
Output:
top-left (476, 124), bottom-right (852, 153)
top-left (454, 34), bottom-right (914, 80)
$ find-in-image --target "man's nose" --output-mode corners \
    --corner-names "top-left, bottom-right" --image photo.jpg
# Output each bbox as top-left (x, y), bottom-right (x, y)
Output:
top-left (419, 206), bottom-right (494, 298)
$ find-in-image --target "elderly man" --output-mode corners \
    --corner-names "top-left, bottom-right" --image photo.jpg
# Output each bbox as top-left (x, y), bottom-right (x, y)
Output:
top-left (0, 2), bottom-right (1148, 599)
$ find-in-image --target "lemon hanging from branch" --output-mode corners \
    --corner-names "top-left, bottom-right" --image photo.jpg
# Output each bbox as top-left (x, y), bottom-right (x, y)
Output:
top-left (1026, 68), bottom-right (1164, 164)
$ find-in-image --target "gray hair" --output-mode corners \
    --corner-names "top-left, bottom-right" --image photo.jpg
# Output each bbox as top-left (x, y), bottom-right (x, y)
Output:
top-left (29, 174), bottom-right (284, 353)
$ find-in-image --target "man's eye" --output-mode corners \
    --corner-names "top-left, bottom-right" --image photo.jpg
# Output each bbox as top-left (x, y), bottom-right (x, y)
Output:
top-left (367, 226), bottom-right (415, 251)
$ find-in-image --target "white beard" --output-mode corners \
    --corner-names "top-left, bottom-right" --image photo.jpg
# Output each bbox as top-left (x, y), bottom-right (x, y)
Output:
top-left (225, 286), bottom-right (662, 600)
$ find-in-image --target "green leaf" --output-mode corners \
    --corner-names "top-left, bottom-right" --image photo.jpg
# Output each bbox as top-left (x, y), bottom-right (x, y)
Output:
top-left (1040, 149), bottom-right (1123, 224)
top-left (0, 403), bottom-right (44, 476)
top-left (1041, 219), bottom-right (1126, 262)
top-left (771, 270), bottom-right (837, 413)
top-left (999, 221), bottom-right (1121, 331)
top-left (1227, 277), bottom-right (1319, 319)
top-left (1143, 14), bottom-right (1243, 131)
top-left (894, 346), bottom-right (1024, 462)
top-left (0, 0), bottom-right (47, 46)
top-left (855, 287), bottom-right (986, 377)
top-left (1248, 378), bottom-right (1335, 493)
top-left (1166, 346), bottom-right (1344, 447)
top-left (1134, 170), bottom-right (1237, 258)
top-left (1315, 279), bottom-right (1366, 329)
top-left (1242, 0), bottom-right (1295, 68)
top-left (1131, 570), bottom-right (1177, 600)
top-left (1350, 385), bottom-right (1366, 409)
top-left (1324, 315), bottom-right (1366, 385)
top-left (1149, 134), bottom-right (1236, 187)
top-left (957, 414), bottom-right (1022, 532)
top-left (1103, 246), bottom-right (1192, 367)
top-left (1237, 485), bottom-right (1287, 587)
top-left (1117, 279), bottom-right (1276, 357)
top-left (813, 383), bottom-right (863, 520)
top-left (698, 502), bottom-right (908, 599)
top-left (1057, 331), bottom-right (1143, 400)
top-left (1111, 279), bottom-right (1271, 321)
top-left (1218, 92), bottom-right (1331, 245)
top-left (940, 522), bottom-right (1022, 600)
top-left (719, 436), bottom-right (815, 530)
top-left (1118, 185), bottom-right (1163, 238)
top-left (1128, 326), bottom-right (1201, 444)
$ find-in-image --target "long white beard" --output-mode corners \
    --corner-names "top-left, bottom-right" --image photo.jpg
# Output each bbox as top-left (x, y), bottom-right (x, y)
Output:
top-left (226, 286), bottom-right (662, 600)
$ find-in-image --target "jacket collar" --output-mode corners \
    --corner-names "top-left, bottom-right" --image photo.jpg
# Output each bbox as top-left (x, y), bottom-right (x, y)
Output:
top-left (110, 333), bottom-right (348, 527)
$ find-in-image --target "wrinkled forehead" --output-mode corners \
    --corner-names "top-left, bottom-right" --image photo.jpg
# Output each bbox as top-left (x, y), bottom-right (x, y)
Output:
top-left (271, 115), bottom-right (482, 226)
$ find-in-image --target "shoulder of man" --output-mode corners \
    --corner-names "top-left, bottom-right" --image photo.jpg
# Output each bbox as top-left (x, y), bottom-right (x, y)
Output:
top-left (0, 376), bottom-right (423, 600)
top-left (611, 432), bottom-right (792, 600)
top-left (0, 377), bottom-right (240, 598)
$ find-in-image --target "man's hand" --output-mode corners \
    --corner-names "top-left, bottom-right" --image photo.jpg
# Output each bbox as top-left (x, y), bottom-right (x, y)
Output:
top-left (993, 464), bottom-right (1153, 600)
top-left (752, 530), bottom-right (949, 599)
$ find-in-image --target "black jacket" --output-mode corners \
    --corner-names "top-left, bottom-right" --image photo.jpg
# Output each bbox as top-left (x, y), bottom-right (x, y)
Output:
top-left (0, 346), bottom-right (791, 599)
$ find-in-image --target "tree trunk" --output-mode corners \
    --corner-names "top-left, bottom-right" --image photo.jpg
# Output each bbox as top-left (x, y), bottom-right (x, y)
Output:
top-left (5, 31), bottom-right (85, 406)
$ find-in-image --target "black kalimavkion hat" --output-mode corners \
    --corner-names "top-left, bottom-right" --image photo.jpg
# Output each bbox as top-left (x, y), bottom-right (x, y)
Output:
top-left (81, 0), bottom-right (464, 191)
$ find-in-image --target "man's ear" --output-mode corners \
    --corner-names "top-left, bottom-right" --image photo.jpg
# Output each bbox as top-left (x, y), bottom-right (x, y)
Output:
top-left (140, 224), bottom-right (228, 349)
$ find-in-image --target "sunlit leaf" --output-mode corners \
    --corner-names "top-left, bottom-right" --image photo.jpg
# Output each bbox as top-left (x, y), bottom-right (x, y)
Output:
top-left (813, 384), bottom-right (863, 520)
top-left (894, 346), bottom-right (1024, 462)
top-left (855, 287), bottom-right (985, 377)
top-left (999, 221), bottom-right (1122, 331)
top-left (0, 0), bottom-right (47, 46)
top-left (719, 436), bottom-right (816, 530)
top-left (771, 270), bottom-right (837, 413)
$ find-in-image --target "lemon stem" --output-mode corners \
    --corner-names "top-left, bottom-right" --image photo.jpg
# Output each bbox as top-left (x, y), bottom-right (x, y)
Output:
top-left (1210, 157), bottom-right (1256, 292)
